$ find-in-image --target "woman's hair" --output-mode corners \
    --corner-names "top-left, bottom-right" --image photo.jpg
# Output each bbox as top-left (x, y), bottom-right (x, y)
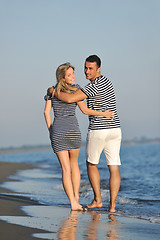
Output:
top-left (52, 63), bottom-right (78, 97)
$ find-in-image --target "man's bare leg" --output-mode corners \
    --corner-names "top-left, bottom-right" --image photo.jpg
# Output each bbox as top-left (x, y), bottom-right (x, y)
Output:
top-left (86, 162), bottom-right (103, 208)
top-left (108, 165), bottom-right (121, 213)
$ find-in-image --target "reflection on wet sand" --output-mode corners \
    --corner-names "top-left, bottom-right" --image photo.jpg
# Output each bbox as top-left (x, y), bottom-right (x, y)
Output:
top-left (85, 211), bottom-right (102, 240)
top-left (58, 211), bottom-right (82, 240)
top-left (57, 210), bottom-right (120, 240)
top-left (85, 212), bottom-right (120, 240)
top-left (106, 214), bottom-right (120, 240)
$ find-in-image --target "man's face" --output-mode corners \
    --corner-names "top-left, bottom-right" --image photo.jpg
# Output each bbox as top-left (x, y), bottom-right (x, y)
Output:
top-left (84, 61), bottom-right (101, 81)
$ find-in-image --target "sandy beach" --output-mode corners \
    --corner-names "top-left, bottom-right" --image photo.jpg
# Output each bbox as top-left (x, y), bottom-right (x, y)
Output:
top-left (0, 162), bottom-right (48, 240)
top-left (0, 161), bottom-right (160, 240)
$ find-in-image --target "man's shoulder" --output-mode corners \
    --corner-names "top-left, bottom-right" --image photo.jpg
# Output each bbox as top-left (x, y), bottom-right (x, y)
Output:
top-left (95, 75), bottom-right (111, 85)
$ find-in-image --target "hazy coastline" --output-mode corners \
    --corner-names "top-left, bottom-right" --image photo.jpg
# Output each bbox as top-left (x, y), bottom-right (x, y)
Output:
top-left (0, 137), bottom-right (160, 154)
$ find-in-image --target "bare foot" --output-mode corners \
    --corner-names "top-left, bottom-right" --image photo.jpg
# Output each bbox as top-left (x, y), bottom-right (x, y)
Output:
top-left (86, 200), bottom-right (103, 209)
top-left (71, 204), bottom-right (87, 212)
top-left (109, 202), bottom-right (116, 213)
top-left (109, 207), bottom-right (116, 213)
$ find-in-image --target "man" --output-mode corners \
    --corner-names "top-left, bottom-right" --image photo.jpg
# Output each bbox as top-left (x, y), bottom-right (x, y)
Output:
top-left (48, 55), bottom-right (122, 212)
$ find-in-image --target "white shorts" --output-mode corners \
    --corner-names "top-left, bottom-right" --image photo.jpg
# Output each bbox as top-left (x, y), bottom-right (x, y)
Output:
top-left (86, 128), bottom-right (122, 165)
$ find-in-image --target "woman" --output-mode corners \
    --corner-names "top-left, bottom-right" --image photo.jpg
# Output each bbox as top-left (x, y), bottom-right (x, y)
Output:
top-left (44, 63), bottom-right (114, 211)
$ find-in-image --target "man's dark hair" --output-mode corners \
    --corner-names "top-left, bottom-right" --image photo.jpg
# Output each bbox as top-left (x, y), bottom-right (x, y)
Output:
top-left (85, 55), bottom-right (101, 68)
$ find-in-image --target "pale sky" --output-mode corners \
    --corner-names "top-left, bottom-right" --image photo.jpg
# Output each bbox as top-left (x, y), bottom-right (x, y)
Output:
top-left (0, 0), bottom-right (160, 148)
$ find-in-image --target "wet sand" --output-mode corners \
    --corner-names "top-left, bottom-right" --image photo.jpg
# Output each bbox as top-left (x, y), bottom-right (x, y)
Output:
top-left (0, 161), bottom-right (160, 240)
top-left (0, 162), bottom-right (47, 240)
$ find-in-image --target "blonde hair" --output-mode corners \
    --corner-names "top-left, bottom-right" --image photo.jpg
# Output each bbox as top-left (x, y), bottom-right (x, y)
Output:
top-left (52, 63), bottom-right (78, 97)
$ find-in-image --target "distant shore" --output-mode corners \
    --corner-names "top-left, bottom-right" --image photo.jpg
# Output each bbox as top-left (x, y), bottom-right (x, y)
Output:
top-left (0, 145), bottom-right (52, 154)
top-left (122, 138), bottom-right (160, 146)
top-left (0, 138), bottom-right (160, 154)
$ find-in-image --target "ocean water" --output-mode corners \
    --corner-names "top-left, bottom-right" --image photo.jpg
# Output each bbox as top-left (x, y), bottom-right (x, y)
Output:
top-left (0, 143), bottom-right (160, 224)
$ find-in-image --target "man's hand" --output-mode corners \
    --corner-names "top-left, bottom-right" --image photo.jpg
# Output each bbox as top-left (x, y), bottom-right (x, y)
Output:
top-left (47, 86), bottom-right (54, 96)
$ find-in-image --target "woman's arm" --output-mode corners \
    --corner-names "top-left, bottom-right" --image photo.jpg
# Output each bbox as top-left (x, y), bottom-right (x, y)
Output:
top-left (44, 100), bottom-right (52, 139)
top-left (77, 101), bottom-right (114, 120)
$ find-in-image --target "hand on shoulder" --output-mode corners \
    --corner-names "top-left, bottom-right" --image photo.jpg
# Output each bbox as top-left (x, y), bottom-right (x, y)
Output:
top-left (47, 86), bottom-right (54, 96)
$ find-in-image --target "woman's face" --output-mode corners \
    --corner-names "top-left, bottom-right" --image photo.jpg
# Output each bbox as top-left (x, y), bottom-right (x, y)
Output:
top-left (64, 67), bottom-right (75, 85)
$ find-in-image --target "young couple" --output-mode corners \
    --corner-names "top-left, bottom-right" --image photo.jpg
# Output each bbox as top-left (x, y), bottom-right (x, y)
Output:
top-left (44, 55), bottom-right (122, 212)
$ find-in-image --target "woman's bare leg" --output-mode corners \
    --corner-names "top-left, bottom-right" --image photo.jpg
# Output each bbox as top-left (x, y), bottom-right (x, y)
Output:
top-left (69, 148), bottom-right (80, 202)
top-left (56, 150), bottom-right (84, 211)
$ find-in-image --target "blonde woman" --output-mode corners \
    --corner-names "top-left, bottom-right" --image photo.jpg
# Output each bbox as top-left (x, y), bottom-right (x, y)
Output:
top-left (44, 63), bottom-right (114, 211)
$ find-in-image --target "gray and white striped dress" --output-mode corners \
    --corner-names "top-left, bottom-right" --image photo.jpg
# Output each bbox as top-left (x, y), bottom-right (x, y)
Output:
top-left (45, 95), bottom-right (81, 153)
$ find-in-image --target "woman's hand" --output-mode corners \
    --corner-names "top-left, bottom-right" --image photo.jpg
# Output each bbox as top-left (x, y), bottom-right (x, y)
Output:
top-left (104, 110), bottom-right (114, 120)
top-left (49, 125), bottom-right (52, 140)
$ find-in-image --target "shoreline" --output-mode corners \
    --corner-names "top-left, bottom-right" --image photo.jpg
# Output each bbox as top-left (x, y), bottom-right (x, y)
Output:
top-left (0, 161), bottom-right (160, 240)
top-left (0, 162), bottom-right (47, 240)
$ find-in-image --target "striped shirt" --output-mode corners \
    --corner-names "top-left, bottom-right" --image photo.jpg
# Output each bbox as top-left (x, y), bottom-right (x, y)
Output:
top-left (81, 75), bottom-right (120, 130)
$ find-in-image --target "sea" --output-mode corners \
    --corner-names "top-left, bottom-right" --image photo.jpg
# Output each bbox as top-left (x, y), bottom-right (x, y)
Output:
top-left (0, 143), bottom-right (160, 224)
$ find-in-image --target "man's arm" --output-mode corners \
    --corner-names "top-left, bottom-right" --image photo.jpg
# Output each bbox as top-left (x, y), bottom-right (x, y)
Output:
top-left (47, 87), bottom-right (87, 103)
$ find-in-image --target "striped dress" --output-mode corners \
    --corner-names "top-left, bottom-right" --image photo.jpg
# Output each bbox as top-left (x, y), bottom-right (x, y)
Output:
top-left (48, 96), bottom-right (81, 153)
